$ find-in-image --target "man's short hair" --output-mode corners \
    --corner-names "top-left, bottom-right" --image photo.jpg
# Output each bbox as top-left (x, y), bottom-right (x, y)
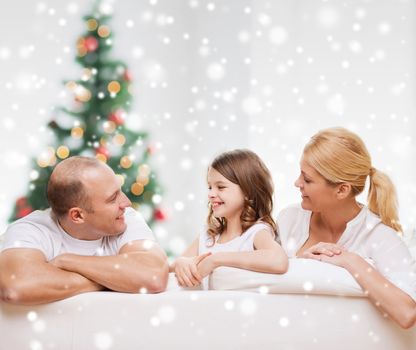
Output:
top-left (47, 156), bottom-right (100, 217)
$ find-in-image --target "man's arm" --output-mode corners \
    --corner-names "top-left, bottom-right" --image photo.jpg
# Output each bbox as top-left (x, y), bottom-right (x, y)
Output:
top-left (50, 240), bottom-right (169, 293)
top-left (0, 248), bottom-right (104, 305)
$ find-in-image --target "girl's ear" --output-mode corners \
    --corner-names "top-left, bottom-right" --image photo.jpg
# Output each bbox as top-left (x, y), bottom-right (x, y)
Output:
top-left (336, 183), bottom-right (352, 199)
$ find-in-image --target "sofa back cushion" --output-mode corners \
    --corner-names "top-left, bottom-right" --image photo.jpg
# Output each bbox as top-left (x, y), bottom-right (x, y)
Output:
top-left (209, 258), bottom-right (365, 297)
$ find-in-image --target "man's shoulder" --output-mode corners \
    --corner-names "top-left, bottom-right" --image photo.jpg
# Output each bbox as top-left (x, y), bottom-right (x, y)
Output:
top-left (1, 209), bottom-right (58, 256)
top-left (7, 209), bottom-right (56, 231)
top-left (123, 207), bottom-right (150, 230)
top-left (124, 207), bottom-right (145, 221)
top-left (118, 207), bottom-right (154, 242)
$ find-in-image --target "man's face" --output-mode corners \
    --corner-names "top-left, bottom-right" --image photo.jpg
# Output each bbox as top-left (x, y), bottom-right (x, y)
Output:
top-left (80, 164), bottom-right (132, 238)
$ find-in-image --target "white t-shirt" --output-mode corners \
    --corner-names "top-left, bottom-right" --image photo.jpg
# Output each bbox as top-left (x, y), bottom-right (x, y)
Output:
top-left (198, 222), bottom-right (274, 254)
top-left (198, 222), bottom-right (274, 289)
top-left (277, 203), bottom-right (416, 301)
top-left (1, 207), bottom-right (155, 261)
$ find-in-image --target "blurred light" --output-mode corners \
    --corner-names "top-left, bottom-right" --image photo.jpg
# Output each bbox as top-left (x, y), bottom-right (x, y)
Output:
top-left (71, 126), bottom-right (84, 139)
top-left (98, 25), bottom-right (111, 38)
top-left (113, 133), bottom-right (126, 145)
top-left (56, 145), bottom-right (70, 159)
top-left (131, 182), bottom-right (144, 196)
top-left (120, 155), bottom-right (133, 169)
top-left (107, 81), bottom-right (120, 94)
top-left (138, 164), bottom-right (151, 176)
top-left (136, 175), bottom-right (149, 186)
top-left (103, 121), bottom-right (116, 134)
top-left (95, 153), bottom-right (107, 163)
top-left (86, 18), bottom-right (98, 31)
top-left (37, 147), bottom-right (55, 168)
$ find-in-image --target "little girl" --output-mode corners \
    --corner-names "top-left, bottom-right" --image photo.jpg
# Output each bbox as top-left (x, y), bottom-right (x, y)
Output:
top-left (171, 149), bottom-right (288, 288)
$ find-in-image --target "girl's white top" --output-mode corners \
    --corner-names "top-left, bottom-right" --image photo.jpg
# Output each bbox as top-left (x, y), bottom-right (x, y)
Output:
top-left (199, 222), bottom-right (274, 254)
top-left (197, 222), bottom-right (274, 290)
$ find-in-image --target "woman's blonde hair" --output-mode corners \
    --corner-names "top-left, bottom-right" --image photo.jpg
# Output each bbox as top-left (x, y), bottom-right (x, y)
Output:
top-left (206, 149), bottom-right (277, 244)
top-left (303, 127), bottom-right (402, 233)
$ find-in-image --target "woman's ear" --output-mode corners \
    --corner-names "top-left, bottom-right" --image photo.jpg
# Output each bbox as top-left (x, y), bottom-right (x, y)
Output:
top-left (336, 183), bottom-right (352, 199)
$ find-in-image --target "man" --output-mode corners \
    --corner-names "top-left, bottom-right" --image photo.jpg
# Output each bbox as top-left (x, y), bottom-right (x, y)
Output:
top-left (0, 156), bottom-right (168, 305)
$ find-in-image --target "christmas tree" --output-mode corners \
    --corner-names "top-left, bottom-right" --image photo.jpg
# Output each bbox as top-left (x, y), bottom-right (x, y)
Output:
top-left (9, 0), bottom-right (165, 226)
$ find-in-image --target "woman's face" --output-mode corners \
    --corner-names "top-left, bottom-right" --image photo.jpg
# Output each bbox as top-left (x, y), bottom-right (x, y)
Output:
top-left (294, 158), bottom-right (340, 212)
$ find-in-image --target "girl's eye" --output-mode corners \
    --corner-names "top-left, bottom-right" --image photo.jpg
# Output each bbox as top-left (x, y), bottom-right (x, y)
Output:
top-left (218, 186), bottom-right (225, 189)
top-left (304, 178), bottom-right (311, 183)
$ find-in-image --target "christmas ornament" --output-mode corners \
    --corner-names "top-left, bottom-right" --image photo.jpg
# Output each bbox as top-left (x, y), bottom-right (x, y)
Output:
top-left (108, 109), bottom-right (125, 125)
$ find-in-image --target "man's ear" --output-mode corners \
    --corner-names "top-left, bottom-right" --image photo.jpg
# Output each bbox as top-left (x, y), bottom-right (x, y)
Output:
top-left (336, 183), bottom-right (352, 199)
top-left (67, 207), bottom-right (85, 223)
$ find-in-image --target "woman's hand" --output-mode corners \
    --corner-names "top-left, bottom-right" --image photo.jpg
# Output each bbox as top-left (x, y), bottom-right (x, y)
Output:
top-left (299, 242), bottom-right (350, 267)
top-left (173, 253), bottom-right (211, 287)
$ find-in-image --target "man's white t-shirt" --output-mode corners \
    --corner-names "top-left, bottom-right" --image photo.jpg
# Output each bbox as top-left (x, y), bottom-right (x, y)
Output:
top-left (277, 203), bottom-right (416, 301)
top-left (1, 207), bottom-right (155, 261)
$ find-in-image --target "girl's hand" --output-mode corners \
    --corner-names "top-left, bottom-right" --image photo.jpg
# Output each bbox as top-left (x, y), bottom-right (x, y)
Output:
top-left (196, 254), bottom-right (217, 279)
top-left (174, 253), bottom-right (211, 287)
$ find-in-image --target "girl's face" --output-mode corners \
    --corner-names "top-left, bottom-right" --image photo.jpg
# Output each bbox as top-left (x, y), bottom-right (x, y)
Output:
top-left (207, 167), bottom-right (245, 220)
top-left (294, 158), bottom-right (339, 212)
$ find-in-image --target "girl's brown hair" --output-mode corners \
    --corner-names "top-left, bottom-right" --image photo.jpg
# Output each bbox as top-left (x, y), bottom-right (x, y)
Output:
top-left (206, 149), bottom-right (277, 243)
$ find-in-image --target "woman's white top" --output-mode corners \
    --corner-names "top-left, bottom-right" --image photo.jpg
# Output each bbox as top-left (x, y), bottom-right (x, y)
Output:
top-left (277, 203), bottom-right (416, 301)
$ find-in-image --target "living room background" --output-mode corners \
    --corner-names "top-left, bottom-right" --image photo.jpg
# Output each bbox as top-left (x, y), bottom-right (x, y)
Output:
top-left (0, 0), bottom-right (414, 255)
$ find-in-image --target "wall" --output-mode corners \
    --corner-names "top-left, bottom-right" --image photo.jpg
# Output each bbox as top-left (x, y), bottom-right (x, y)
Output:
top-left (0, 0), bottom-right (414, 254)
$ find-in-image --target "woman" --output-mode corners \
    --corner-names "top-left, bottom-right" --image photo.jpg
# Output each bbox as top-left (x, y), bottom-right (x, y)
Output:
top-left (277, 127), bottom-right (416, 329)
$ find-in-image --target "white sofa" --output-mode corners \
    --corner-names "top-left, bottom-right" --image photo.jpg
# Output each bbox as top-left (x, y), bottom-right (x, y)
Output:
top-left (1, 259), bottom-right (415, 350)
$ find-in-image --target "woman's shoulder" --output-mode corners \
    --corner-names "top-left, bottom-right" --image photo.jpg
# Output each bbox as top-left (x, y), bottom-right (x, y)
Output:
top-left (357, 206), bottom-right (405, 248)
top-left (361, 206), bottom-right (398, 235)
